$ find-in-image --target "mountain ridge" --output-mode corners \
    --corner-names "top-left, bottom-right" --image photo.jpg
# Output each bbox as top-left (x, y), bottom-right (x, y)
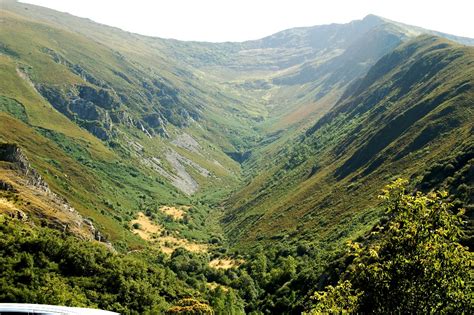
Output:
top-left (1, 1), bottom-right (473, 312)
top-left (223, 35), bottom-right (473, 249)
top-left (2, 0), bottom-right (472, 249)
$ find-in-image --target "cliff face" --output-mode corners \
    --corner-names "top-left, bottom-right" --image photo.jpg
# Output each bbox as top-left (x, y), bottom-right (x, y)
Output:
top-left (0, 143), bottom-right (50, 189)
top-left (0, 143), bottom-right (106, 242)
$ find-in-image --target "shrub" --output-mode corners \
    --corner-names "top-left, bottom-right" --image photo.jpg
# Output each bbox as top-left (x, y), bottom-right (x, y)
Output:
top-left (308, 179), bottom-right (473, 314)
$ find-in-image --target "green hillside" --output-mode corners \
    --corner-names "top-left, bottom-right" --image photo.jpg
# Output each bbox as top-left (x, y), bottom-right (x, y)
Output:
top-left (224, 35), bottom-right (474, 249)
top-left (1, 0), bottom-right (473, 313)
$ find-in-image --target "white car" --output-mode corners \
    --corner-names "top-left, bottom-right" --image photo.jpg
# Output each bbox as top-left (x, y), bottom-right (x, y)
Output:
top-left (0, 304), bottom-right (119, 315)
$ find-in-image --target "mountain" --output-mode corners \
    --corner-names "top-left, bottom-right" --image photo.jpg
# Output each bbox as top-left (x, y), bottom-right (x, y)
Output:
top-left (1, 0), bottom-right (473, 313)
top-left (223, 35), bottom-right (474, 250)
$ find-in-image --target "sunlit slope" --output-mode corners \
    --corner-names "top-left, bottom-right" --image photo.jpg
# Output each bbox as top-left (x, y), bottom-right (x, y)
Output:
top-left (224, 36), bottom-right (474, 249)
top-left (1, 1), bottom-right (246, 185)
top-left (0, 5), bottom-right (241, 247)
top-left (1, 0), bottom-right (267, 148)
top-left (2, 0), bottom-right (473, 253)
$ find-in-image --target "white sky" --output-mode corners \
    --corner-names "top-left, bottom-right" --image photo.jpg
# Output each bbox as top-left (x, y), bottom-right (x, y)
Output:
top-left (19, 0), bottom-right (474, 42)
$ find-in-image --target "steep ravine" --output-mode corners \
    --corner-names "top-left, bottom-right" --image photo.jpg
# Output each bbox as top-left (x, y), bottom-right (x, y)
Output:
top-left (1, 2), bottom-right (473, 313)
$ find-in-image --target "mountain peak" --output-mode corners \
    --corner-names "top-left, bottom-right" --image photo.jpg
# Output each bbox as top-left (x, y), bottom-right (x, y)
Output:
top-left (362, 14), bottom-right (386, 22)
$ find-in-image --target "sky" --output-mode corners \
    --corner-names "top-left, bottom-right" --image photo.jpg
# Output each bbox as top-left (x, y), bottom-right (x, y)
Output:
top-left (19, 0), bottom-right (474, 42)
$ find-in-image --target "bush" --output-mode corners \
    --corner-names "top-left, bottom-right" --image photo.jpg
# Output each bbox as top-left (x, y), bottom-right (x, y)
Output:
top-left (308, 179), bottom-right (473, 314)
top-left (132, 223), bottom-right (141, 229)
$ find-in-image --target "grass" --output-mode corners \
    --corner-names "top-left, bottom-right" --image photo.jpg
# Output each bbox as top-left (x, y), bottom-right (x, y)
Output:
top-left (1, 1), bottom-right (473, 261)
top-left (0, 5), bottom-right (252, 252)
top-left (223, 36), bottom-right (474, 253)
top-left (1, 4), bottom-right (473, 313)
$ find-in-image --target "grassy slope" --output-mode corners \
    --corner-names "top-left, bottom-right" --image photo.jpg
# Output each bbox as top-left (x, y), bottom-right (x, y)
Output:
top-left (224, 36), bottom-right (474, 251)
top-left (1, 3), bottom-right (473, 312)
top-left (1, 0), bottom-right (473, 256)
top-left (1, 0), bottom-right (266, 150)
top-left (0, 12), bottom-right (235, 249)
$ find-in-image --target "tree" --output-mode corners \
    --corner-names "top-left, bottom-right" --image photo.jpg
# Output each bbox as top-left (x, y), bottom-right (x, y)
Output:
top-left (308, 179), bottom-right (473, 314)
top-left (208, 287), bottom-right (245, 315)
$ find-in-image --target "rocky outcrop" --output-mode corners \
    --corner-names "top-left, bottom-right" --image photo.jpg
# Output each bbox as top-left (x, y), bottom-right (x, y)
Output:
top-left (143, 113), bottom-right (164, 128)
top-left (142, 113), bottom-right (170, 137)
top-left (69, 98), bottom-right (102, 121)
top-left (110, 111), bottom-right (134, 127)
top-left (37, 85), bottom-right (116, 140)
top-left (0, 179), bottom-right (16, 192)
top-left (77, 85), bottom-right (120, 110)
top-left (0, 143), bottom-right (108, 243)
top-left (0, 143), bottom-right (49, 190)
top-left (37, 47), bottom-right (197, 140)
top-left (83, 218), bottom-right (107, 242)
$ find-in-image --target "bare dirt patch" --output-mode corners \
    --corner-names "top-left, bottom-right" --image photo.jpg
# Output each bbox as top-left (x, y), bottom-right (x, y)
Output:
top-left (130, 211), bottom-right (207, 254)
top-left (160, 205), bottom-right (190, 220)
top-left (209, 258), bottom-right (242, 269)
top-left (131, 212), bottom-right (162, 240)
top-left (159, 235), bottom-right (207, 254)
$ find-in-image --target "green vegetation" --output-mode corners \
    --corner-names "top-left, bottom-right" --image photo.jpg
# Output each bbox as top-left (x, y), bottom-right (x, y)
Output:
top-left (224, 35), bottom-right (474, 251)
top-left (0, 214), bottom-right (245, 314)
top-left (0, 1), bottom-right (473, 313)
top-left (0, 96), bottom-right (28, 123)
top-left (2, 180), bottom-right (471, 314)
top-left (309, 179), bottom-right (473, 313)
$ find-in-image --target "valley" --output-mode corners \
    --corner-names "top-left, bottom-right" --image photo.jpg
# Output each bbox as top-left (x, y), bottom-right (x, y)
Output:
top-left (0, 0), bottom-right (473, 313)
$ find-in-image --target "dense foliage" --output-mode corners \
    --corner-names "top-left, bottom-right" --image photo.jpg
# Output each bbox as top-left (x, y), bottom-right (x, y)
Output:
top-left (2, 179), bottom-right (472, 314)
top-left (308, 179), bottom-right (473, 314)
top-left (0, 215), bottom-right (243, 314)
